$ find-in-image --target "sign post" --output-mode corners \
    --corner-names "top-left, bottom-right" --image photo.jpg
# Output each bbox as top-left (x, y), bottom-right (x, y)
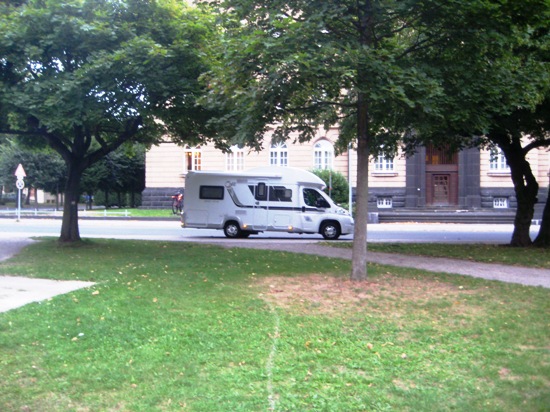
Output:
top-left (14, 164), bottom-right (26, 222)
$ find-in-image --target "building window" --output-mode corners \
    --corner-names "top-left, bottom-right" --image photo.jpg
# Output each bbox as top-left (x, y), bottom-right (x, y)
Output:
top-left (184, 146), bottom-right (201, 172)
top-left (270, 142), bottom-right (288, 166)
top-left (374, 153), bottom-right (394, 172)
top-left (313, 139), bottom-right (334, 170)
top-left (226, 146), bottom-right (245, 171)
top-left (490, 148), bottom-right (509, 171)
top-left (493, 197), bottom-right (508, 208)
top-left (377, 197), bottom-right (393, 208)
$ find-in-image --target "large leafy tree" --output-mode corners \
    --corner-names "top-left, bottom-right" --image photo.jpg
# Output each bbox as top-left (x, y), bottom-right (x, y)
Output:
top-left (405, 0), bottom-right (550, 247)
top-left (0, 0), bottom-right (217, 241)
top-left (203, 0), bottom-right (449, 280)
top-left (204, 1), bottom-right (550, 281)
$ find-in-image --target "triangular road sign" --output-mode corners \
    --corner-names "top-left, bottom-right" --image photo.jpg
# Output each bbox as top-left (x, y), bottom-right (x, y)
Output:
top-left (14, 163), bottom-right (26, 179)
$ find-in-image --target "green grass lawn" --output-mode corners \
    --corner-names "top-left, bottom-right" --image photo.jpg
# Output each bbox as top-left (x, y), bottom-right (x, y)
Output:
top-left (0, 239), bottom-right (548, 411)
top-left (116, 208), bottom-right (177, 218)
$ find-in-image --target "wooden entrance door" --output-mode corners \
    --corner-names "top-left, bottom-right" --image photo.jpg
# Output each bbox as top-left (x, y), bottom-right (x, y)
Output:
top-left (426, 146), bottom-right (458, 206)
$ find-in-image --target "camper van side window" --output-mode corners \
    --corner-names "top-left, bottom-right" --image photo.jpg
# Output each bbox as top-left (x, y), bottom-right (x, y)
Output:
top-left (269, 186), bottom-right (293, 202)
top-left (255, 183), bottom-right (267, 201)
top-left (200, 186), bottom-right (224, 200)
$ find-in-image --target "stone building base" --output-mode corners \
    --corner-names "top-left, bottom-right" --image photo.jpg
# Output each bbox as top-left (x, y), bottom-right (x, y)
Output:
top-left (141, 187), bottom-right (184, 209)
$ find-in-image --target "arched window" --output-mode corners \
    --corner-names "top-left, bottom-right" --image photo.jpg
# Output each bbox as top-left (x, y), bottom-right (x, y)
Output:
top-left (270, 142), bottom-right (288, 166)
top-left (313, 139), bottom-right (334, 170)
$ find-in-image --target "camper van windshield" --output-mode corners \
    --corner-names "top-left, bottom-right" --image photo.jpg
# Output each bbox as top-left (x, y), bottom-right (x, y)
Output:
top-left (303, 188), bottom-right (330, 208)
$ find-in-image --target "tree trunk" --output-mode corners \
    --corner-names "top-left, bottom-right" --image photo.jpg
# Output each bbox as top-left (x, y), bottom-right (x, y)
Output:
top-left (350, 0), bottom-right (374, 282)
top-left (511, 200), bottom-right (535, 246)
top-left (534, 185), bottom-right (550, 247)
top-left (494, 134), bottom-right (538, 247)
top-left (508, 159), bottom-right (538, 247)
top-left (351, 93), bottom-right (370, 281)
top-left (59, 163), bottom-right (83, 242)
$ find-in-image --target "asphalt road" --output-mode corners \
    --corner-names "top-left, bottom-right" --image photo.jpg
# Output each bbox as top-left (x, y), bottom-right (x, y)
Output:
top-left (0, 217), bottom-right (541, 244)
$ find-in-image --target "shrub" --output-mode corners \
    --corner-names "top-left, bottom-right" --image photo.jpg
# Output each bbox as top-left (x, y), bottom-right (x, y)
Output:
top-left (310, 169), bottom-right (349, 205)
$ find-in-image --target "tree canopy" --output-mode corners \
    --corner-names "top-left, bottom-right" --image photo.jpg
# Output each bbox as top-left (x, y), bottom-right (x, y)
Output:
top-left (204, 0), bottom-right (442, 154)
top-left (0, 0), bottom-right (218, 241)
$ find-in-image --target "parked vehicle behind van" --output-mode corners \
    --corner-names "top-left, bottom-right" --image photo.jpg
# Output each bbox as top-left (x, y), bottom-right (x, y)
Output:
top-left (181, 167), bottom-right (354, 239)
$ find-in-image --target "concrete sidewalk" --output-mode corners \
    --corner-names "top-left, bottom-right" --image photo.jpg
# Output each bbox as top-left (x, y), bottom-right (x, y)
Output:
top-left (0, 276), bottom-right (95, 312)
top-left (0, 238), bottom-right (94, 313)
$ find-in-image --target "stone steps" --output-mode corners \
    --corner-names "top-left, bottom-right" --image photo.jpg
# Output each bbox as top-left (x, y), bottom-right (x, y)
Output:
top-left (377, 211), bottom-right (516, 224)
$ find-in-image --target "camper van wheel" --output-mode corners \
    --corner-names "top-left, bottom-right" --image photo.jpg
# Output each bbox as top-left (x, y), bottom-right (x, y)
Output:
top-left (320, 221), bottom-right (341, 240)
top-left (224, 221), bottom-right (242, 238)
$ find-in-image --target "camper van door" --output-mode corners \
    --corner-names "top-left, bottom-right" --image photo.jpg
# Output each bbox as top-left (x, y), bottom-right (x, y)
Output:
top-left (301, 187), bottom-right (330, 232)
top-left (252, 181), bottom-right (269, 230)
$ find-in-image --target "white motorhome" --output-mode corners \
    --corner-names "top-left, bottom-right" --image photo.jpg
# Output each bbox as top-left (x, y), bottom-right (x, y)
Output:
top-left (181, 167), bottom-right (354, 240)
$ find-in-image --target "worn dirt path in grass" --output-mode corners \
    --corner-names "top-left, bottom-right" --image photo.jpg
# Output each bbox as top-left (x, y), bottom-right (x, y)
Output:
top-left (205, 240), bottom-right (550, 289)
